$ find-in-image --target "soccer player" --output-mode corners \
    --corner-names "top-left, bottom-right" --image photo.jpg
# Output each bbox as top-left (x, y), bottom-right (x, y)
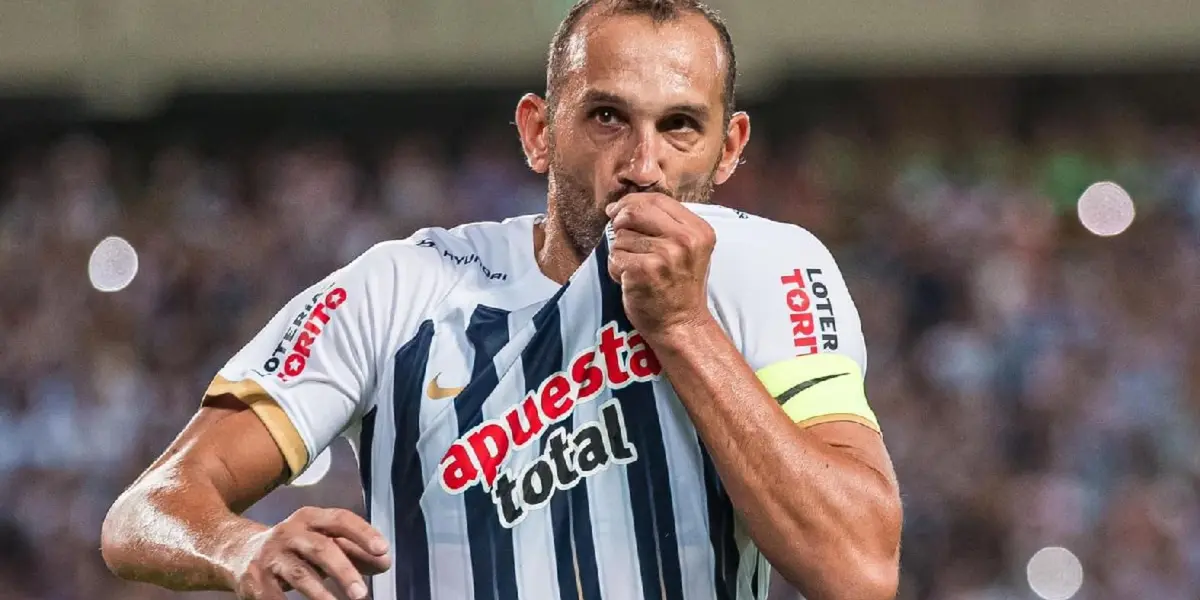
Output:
top-left (100, 1), bottom-right (902, 599)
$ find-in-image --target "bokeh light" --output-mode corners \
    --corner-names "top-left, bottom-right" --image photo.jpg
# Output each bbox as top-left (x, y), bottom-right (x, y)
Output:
top-left (290, 448), bottom-right (332, 487)
top-left (1026, 546), bottom-right (1084, 600)
top-left (1077, 181), bottom-right (1135, 237)
top-left (88, 236), bottom-right (139, 292)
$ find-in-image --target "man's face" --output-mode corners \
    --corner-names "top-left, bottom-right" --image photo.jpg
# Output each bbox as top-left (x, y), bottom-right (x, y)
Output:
top-left (545, 11), bottom-right (733, 255)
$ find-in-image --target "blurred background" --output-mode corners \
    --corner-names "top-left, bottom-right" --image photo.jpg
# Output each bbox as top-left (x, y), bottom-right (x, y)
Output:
top-left (2, 1), bottom-right (1200, 599)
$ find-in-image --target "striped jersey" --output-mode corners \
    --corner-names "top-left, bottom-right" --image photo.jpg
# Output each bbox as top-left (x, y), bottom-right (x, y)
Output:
top-left (206, 203), bottom-right (879, 600)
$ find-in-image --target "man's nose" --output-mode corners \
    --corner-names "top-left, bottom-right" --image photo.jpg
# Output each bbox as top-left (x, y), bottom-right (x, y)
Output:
top-left (616, 129), bottom-right (665, 191)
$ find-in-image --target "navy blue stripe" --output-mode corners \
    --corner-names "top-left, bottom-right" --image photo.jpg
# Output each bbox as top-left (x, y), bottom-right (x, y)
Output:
top-left (595, 241), bottom-right (659, 599)
top-left (449, 284), bottom-right (572, 416)
top-left (549, 484), bottom-right (578, 600)
top-left (525, 302), bottom-right (602, 600)
top-left (569, 485), bottom-right (602, 599)
top-left (595, 241), bottom-right (685, 600)
top-left (462, 306), bottom-right (512, 402)
top-left (525, 305), bottom-right (574, 600)
top-left (458, 305), bottom-right (514, 600)
top-left (359, 407), bottom-right (379, 514)
top-left (525, 286), bottom-right (604, 600)
top-left (358, 406), bottom-right (378, 600)
top-left (702, 448), bottom-right (738, 600)
top-left (392, 320), bottom-right (436, 600)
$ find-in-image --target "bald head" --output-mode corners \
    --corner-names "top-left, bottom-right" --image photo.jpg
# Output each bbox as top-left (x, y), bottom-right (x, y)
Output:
top-left (545, 0), bottom-right (737, 123)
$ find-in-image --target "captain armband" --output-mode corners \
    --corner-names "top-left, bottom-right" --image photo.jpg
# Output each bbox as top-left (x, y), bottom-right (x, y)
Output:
top-left (755, 354), bottom-right (880, 433)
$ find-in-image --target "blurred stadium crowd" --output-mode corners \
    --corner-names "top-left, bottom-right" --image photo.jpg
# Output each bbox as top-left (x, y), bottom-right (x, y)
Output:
top-left (1, 76), bottom-right (1199, 599)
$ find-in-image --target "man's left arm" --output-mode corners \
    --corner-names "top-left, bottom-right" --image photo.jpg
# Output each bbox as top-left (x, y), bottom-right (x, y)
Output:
top-left (606, 197), bottom-right (902, 600)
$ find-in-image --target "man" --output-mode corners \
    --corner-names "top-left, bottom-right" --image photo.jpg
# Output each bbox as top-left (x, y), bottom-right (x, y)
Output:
top-left (101, 1), bottom-right (902, 599)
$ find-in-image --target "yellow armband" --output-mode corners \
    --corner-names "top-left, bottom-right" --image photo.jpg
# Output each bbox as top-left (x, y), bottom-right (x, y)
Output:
top-left (755, 354), bottom-right (880, 432)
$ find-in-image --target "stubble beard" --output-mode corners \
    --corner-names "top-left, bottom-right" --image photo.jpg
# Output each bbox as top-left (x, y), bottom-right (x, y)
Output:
top-left (545, 149), bottom-right (719, 258)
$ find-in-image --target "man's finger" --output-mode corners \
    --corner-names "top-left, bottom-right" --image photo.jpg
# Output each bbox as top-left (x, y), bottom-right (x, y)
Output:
top-left (608, 200), bottom-right (674, 237)
top-left (335, 537), bottom-right (393, 576)
top-left (608, 248), bottom-right (636, 283)
top-left (290, 533), bottom-right (369, 600)
top-left (618, 192), bottom-right (697, 226)
top-left (308, 508), bottom-right (390, 556)
top-left (237, 568), bottom-right (288, 600)
top-left (611, 229), bottom-right (661, 255)
top-left (633, 191), bottom-right (704, 227)
top-left (271, 558), bottom-right (335, 600)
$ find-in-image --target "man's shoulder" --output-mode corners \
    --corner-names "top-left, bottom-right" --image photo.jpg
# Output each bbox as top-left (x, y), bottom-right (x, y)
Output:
top-left (690, 204), bottom-right (837, 268)
top-left (357, 215), bottom-right (537, 282)
top-left (407, 215), bottom-right (537, 284)
top-left (695, 205), bottom-right (866, 371)
top-left (418, 214), bottom-right (537, 255)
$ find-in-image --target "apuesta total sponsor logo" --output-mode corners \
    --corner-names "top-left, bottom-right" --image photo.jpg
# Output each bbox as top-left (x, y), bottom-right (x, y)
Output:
top-left (438, 321), bottom-right (661, 528)
top-left (258, 284), bottom-right (349, 381)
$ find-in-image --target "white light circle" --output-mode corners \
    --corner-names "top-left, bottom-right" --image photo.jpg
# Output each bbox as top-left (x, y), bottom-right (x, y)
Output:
top-left (1026, 546), bottom-right (1084, 600)
top-left (290, 448), bottom-right (332, 487)
top-left (88, 236), bottom-right (140, 292)
top-left (1077, 181), bottom-right (1135, 237)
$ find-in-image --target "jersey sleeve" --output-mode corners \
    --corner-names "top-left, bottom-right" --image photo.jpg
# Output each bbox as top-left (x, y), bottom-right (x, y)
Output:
top-left (709, 220), bottom-right (878, 433)
top-left (204, 241), bottom-right (433, 480)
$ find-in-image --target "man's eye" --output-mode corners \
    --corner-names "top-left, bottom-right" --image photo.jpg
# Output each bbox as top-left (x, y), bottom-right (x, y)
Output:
top-left (591, 108), bottom-right (621, 126)
top-left (664, 115), bottom-right (699, 132)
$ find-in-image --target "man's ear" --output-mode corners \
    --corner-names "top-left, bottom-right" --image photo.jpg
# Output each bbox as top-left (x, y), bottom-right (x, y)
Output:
top-left (714, 111), bottom-right (750, 185)
top-left (516, 94), bottom-right (551, 174)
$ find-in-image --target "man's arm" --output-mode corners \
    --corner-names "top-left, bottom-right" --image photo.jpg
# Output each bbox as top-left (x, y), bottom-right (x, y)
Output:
top-left (101, 395), bottom-right (390, 600)
top-left (643, 321), bottom-right (900, 600)
top-left (102, 241), bottom-right (431, 600)
top-left (606, 197), bottom-right (901, 600)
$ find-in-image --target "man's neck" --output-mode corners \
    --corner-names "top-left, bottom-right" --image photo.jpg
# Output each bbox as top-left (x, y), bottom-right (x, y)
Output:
top-left (533, 215), bottom-right (588, 285)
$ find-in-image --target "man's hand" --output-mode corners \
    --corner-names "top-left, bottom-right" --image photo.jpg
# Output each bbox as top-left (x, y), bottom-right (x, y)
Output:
top-left (101, 392), bottom-right (394, 598)
top-left (605, 193), bottom-right (716, 337)
top-left (230, 507), bottom-right (391, 600)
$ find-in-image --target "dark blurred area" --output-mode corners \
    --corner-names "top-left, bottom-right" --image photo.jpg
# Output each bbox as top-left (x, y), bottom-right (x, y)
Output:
top-left (2, 70), bottom-right (1200, 600)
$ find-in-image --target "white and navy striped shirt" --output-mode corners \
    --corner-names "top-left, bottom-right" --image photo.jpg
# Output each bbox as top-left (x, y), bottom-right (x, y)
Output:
top-left (207, 204), bottom-right (877, 600)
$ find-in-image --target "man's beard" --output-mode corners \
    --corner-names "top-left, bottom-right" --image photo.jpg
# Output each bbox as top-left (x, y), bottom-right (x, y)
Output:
top-left (546, 155), bottom-right (718, 258)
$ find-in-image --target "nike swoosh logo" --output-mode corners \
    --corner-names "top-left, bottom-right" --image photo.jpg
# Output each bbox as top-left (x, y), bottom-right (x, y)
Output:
top-left (775, 372), bottom-right (850, 405)
top-left (426, 373), bottom-right (465, 400)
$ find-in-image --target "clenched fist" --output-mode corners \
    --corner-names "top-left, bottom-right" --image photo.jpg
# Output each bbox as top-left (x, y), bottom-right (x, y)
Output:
top-left (605, 193), bottom-right (716, 338)
top-left (230, 507), bottom-right (391, 600)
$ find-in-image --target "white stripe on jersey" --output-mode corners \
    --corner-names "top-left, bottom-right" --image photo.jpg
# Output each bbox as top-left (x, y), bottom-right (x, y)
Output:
top-left (504, 302), bottom-right (561, 600)
top-left (419, 316), bottom-right (474, 600)
top-left (653, 379), bottom-right (716, 600)
top-left (735, 522), bottom-right (757, 600)
top-left (360, 380), bottom-right (399, 600)
top-left (734, 521), bottom-right (772, 600)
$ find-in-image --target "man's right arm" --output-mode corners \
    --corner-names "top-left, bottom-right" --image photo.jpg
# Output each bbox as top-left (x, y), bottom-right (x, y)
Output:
top-left (102, 240), bottom-right (442, 600)
top-left (100, 393), bottom-right (390, 600)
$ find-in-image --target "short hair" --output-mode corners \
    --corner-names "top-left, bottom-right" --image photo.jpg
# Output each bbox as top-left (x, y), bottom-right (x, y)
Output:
top-left (545, 0), bottom-right (737, 122)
